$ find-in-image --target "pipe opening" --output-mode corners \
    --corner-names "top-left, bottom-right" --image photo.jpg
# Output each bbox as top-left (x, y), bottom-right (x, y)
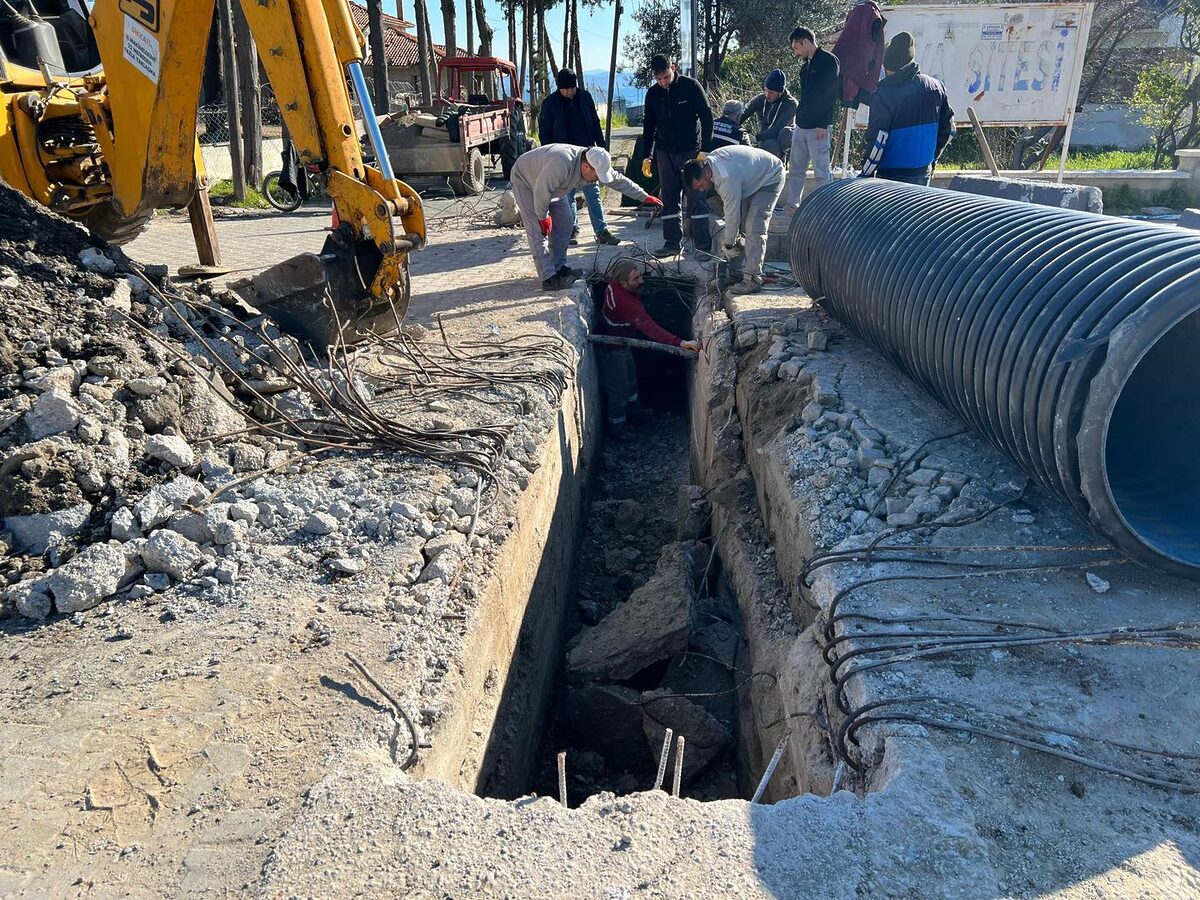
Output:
top-left (1106, 308), bottom-right (1200, 566)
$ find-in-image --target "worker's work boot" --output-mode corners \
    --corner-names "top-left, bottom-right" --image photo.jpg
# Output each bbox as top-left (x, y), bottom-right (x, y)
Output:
top-left (595, 230), bottom-right (621, 245)
top-left (724, 275), bottom-right (763, 299)
top-left (542, 270), bottom-right (578, 291)
top-left (557, 265), bottom-right (583, 280)
top-left (652, 243), bottom-right (681, 258)
top-left (569, 225), bottom-right (580, 246)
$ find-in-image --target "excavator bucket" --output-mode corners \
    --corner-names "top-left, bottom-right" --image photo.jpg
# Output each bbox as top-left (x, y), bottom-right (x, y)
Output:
top-left (231, 226), bottom-right (410, 350)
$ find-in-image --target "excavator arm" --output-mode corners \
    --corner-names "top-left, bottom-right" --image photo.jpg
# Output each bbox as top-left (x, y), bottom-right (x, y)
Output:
top-left (1, 0), bottom-right (424, 345)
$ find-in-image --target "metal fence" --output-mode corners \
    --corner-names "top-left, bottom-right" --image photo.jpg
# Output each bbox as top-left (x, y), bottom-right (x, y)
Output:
top-left (197, 89), bottom-right (285, 145)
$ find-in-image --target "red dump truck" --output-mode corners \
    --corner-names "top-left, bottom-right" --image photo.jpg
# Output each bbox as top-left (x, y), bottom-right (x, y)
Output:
top-left (378, 56), bottom-right (531, 195)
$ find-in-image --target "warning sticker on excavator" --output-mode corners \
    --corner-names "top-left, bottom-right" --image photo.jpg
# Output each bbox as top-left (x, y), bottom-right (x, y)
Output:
top-left (122, 15), bottom-right (160, 83)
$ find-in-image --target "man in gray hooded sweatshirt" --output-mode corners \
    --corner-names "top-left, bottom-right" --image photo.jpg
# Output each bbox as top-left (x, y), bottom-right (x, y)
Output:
top-left (683, 146), bottom-right (785, 298)
top-left (510, 144), bottom-right (662, 290)
top-left (740, 68), bottom-right (798, 160)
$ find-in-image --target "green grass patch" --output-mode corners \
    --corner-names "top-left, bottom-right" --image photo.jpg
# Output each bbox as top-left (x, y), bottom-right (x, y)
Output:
top-left (209, 179), bottom-right (271, 209)
top-left (1102, 184), bottom-right (1191, 215)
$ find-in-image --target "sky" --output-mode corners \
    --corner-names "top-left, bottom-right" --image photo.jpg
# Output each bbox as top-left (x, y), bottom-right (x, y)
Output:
top-left (384, 0), bottom-right (640, 75)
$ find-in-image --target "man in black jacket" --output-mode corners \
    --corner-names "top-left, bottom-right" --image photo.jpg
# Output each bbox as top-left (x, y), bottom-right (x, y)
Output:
top-left (639, 54), bottom-right (713, 257)
top-left (539, 69), bottom-right (621, 245)
top-left (785, 26), bottom-right (840, 210)
top-left (860, 32), bottom-right (955, 185)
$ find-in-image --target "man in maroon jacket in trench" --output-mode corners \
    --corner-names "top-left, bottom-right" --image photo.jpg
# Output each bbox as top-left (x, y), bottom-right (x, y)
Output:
top-left (596, 259), bottom-right (700, 438)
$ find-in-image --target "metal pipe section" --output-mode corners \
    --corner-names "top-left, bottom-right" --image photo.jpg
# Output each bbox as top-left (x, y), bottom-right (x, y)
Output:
top-left (347, 61), bottom-right (397, 182)
top-left (789, 179), bottom-right (1200, 578)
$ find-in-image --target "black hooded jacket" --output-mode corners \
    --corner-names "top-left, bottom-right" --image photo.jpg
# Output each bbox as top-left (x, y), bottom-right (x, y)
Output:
top-left (640, 73), bottom-right (714, 155)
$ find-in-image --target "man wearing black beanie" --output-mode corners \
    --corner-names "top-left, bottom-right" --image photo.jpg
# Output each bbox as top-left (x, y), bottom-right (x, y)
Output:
top-left (539, 69), bottom-right (622, 245)
top-left (860, 32), bottom-right (955, 185)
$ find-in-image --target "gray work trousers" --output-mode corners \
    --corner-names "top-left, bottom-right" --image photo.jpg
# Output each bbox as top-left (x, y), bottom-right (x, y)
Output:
top-left (598, 346), bottom-right (638, 426)
top-left (757, 125), bottom-right (794, 161)
top-left (709, 173), bottom-right (785, 279)
top-left (512, 180), bottom-right (575, 281)
top-left (786, 126), bottom-right (832, 208)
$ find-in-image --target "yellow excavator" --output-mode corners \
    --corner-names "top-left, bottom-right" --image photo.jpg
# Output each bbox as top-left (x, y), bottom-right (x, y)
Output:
top-left (0, 0), bottom-right (425, 345)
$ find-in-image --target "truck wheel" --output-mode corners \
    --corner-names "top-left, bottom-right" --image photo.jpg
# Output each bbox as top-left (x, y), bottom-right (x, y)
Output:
top-left (77, 199), bottom-right (154, 246)
top-left (449, 148), bottom-right (486, 196)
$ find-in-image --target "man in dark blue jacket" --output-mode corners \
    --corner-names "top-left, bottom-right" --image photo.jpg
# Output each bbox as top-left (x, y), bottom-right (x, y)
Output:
top-left (860, 32), bottom-right (955, 185)
top-left (539, 69), bottom-right (621, 245)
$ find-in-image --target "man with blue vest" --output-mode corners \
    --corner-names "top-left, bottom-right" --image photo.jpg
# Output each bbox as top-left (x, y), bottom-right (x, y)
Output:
top-left (860, 32), bottom-right (955, 185)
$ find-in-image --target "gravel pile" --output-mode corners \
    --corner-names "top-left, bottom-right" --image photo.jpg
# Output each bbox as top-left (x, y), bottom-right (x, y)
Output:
top-left (735, 317), bottom-right (981, 546)
top-left (0, 182), bottom-right (564, 625)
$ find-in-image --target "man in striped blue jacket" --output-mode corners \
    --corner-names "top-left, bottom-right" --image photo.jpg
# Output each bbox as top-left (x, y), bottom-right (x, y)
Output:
top-left (860, 32), bottom-right (955, 186)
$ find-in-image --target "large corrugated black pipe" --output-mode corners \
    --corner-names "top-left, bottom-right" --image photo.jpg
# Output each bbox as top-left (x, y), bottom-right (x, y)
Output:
top-left (789, 178), bottom-right (1200, 578)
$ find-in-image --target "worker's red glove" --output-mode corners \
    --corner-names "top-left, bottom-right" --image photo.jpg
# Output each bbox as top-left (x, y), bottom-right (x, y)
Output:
top-left (643, 195), bottom-right (663, 209)
top-left (538, 216), bottom-right (552, 236)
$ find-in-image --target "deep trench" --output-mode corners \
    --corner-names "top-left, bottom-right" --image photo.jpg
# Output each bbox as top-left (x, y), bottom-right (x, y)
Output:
top-left (486, 276), bottom-right (765, 805)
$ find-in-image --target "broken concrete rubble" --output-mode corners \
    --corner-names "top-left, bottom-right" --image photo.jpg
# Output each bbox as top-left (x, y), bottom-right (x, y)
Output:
top-left (566, 541), bottom-right (696, 684)
top-left (561, 684), bottom-right (648, 761)
top-left (641, 688), bottom-right (734, 784)
top-left (43, 542), bottom-right (135, 613)
top-left (141, 529), bottom-right (204, 580)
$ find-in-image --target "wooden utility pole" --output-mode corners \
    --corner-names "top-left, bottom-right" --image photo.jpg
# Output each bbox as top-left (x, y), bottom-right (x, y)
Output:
top-left (367, 0), bottom-right (390, 111)
top-left (604, 0), bottom-right (622, 145)
top-left (233, 0), bottom-right (262, 187)
top-left (218, 0), bottom-right (245, 201)
top-left (475, 0), bottom-right (492, 55)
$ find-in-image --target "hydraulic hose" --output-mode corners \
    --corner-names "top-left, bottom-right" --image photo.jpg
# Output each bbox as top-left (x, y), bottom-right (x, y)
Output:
top-left (789, 178), bottom-right (1200, 578)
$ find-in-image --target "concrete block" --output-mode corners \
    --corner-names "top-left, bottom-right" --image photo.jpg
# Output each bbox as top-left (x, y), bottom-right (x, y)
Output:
top-left (1179, 208), bottom-right (1200, 231)
top-left (948, 175), bottom-right (1103, 214)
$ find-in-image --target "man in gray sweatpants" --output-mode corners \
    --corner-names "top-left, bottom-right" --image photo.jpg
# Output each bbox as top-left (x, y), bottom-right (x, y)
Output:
top-left (510, 144), bottom-right (660, 290)
top-left (683, 146), bottom-right (785, 298)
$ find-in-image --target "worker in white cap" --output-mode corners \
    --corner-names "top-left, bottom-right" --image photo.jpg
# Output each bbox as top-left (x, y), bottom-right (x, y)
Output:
top-left (510, 144), bottom-right (663, 290)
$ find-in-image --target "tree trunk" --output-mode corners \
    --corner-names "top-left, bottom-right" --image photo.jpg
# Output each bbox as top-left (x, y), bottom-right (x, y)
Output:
top-left (604, 0), bottom-right (621, 146)
top-left (518, 0), bottom-right (528, 94)
top-left (233, 0), bottom-right (262, 186)
top-left (413, 0), bottom-right (434, 105)
top-left (508, 4), bottom-right (517, 64)
top-left (465, 0), bottom-right (475, 58)
top-left (542, 16), bottom-right (558, 80)
top-left (440, 0), bottom-right (456, 59)
top-left (217, 0), bottom-right (245, 200)
top-left (424, 3), bottom-right (437, 91)
top-left (571, 0), bottom-right (582, 75)
top-left (475, 0), bottom-right (493, 55)
top-left (367, 0), bottom-right (390, 112)
top-left (562, 0), bottom-right (570, 73)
